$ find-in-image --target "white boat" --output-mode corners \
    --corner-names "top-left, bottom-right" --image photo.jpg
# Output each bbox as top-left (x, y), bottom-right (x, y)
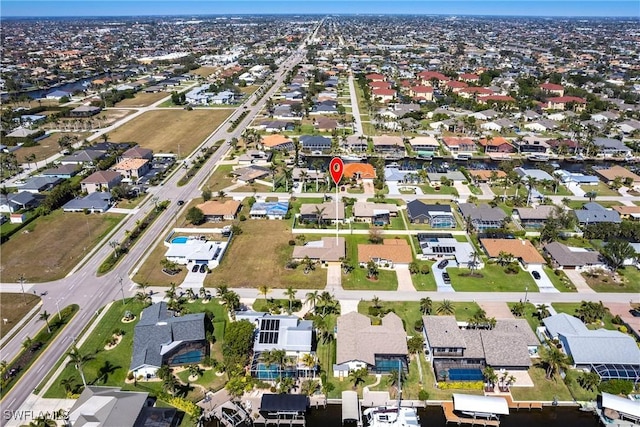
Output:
top-left (362, 364), bottom-right (419, 427)
top-left (527, 154), bottom-right (550, 162)
top-left (341, 154), bottom-right (366, 162)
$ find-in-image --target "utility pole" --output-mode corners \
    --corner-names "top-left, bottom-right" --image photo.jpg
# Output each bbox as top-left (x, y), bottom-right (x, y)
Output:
top-left (119, 276), bottom-right (126, 305)
top-left (18, 274), bottom-right (26, 305)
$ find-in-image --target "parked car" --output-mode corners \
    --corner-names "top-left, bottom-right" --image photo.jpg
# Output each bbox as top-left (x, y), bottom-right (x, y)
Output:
top-left (191, 264), bottom-right (199, 273)
top-left (442, 272), bottom-right (451, 284)
top-left (437, 259), bottom-right (449, 269)
top-left (630, 308), bottom-right (640, 318)
top-left (199, 264), bottom-right (207, 274)
top-left (532, 271), bottom-right (541, 280)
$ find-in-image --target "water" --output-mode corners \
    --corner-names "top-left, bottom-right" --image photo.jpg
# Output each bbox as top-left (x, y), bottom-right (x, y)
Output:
top-left (447, 368), bottom-right (484, 381)
top-left (170, 350), bottom-right (203, 365)
top-left (171, 236), bottom-right (189, 244)
top-left (5, 73), bottom-right (109, 100)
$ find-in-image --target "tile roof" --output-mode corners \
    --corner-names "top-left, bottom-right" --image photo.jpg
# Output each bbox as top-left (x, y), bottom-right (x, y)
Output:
top-left (480, 238), bottom-right (546, 264)
top-left (337, 312), bottom-right (408, 366)
top-left (196, 199), bottom-right (241, 216)
top-left (292, 237), bottom-right (346, 262)
top-left (113, 158), bottom-right (148, 171)
top-left (358, 239), bottom-right (413, 264)
top-left (594, 165), bottom-right (640, 182)
top-left (82, 170), bottom-right (122, 184)
top-left (422, 316), bottom-right (466, 348)
top-left (262, 134), bottom-right (293, 148)
top-left (343, 163), bottom-right (376, 179)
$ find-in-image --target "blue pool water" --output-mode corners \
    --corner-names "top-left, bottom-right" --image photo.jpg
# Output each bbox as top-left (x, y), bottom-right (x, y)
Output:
top-left (448, 368), bottom-right (484, 381)
top-left (171, 236), bottom-right (188, 244)
top-left (171, 350), bottom-right (203, 365)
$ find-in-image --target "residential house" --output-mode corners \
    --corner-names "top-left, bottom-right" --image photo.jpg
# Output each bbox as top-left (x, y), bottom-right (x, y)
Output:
top-left (441, 137), bottom-right (476, 154)
top-left (81, 170), bottom-right (122, 194)
top-left (422, 316), bottom-right (537, 381)
top-left (62, 192), bottom-right (112, 213)
top-left (259, 121), bottom-right (295, 132)
top-left (573, 202), bottom-right (621, 225)
top-left (478, 137), bottom-right (513, 153)
top-left (67, 386), bottom-right (178, 427)
top-left (299, 202), bottom-right (345, 224)
top-left (480, 119), bottom-right (515, 132)
top-left (372, 135), bottom-right (404, 154)
top-left (112, 158), bottom-right (150, 181)
top-left (371, 88), bottom-right (396, 103)
top-left (542, 313), bottom-right (640, 381)
top-left (618, 119), bottom-right (640, 134)
top-left (292, 237), bottom-right (346, 264)
top-left (69, 105), bottom-right (101, 117)
top-left (513, 206), bottom-right (556, 228)
top-left (407, 136), bottom-right (440, 156)
top-left (591, 111), bottom-right (619, 122)
top-left (0, 191), bottom-right (41, 213)
top-left (230, 165), bottom-right (270, 183)
top-left (592, 138), bottom-right (631, 157)
top-left (314, 117), bottom-right (338, 132)
top-left (358, 238), bottom-right (413, 268)
top-left (469, 109), bottom-right (499, 121)
top-left (514, 167), bottom-right (555, 182)
top-left (594, 166), bottom-right (640, 186)
top-left (122, 146), bottom-right (153, 161)
top-left (406, 201), bottom-right (456, 228)
top-left (458, 203), bottom-right (507, 231)
top-left (417, 71), bottom-right (448, 86)
top-left (468, 169), bottom-right (507, 184)
top-left (196, 200), bottom-right (241, 222)
top-left (59, 149), bottom-right (106, 166)
top-left (548, 139), bottom-right (579, 154)
top-left (427, 171), bottom-right (466, 183)
top-left (344, 163), bottom-right (376, 181)
top-left (612, 205), bottom-right (640, 221)
top-left (130, 302), bottom-right (207, 378)
top-left (262, 134), bottom-right (294, 151)
top-left (164, 238), bottom-right (228, 268)
top-left (300, 135), bottom-right (332, 152)
top-left (334, 312), bottom-right (408, 377)
top-left (237, 150), bottom-right (273, 165)
top-left (45, 89), bottom-right (71, 100)
top-left (513, 137), bottom-right (551, 154)
top-left (41, 164), bottom-right (79, 179)
top-left (416, 234), bottom-right (480, 268)
top-left (539, 83), bottom-right (565, 96)
top-left (480, 238), bottom-right (546, 267)
top-left (344, 135), bottom-right (368, 152)
top-left (409, 86), bottom-right (434, 101)
top-left (543, 242), bottom-right (605, 271)
top-left (6, 127), bottom-right (43, 139)
top-left (352, 201), bottom-right (398, 225)
top-left (234, 311), bottom-right (315, 380)
top-left (250, 201), bottom-right (289, 220)
top-left (545, 96), bottom-right (586, 111)
top-left (524, 119), bottom-right (558, 133)
top-left (555, 170), bottom-right (599, 185)
top-left (18, 176), bottom-right (63, 194)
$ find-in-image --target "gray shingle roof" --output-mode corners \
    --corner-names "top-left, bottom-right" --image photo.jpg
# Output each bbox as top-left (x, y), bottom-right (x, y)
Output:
top-left (458, 203), bottom-right (507, 222)
top-left (481, 332), bottom-right (532, 367)
top-left (422, 316), bottom-right (467, 349)
top-left (543, 242), bottom-right (602, 267)
top-left (68, 386), bottom-right (148, 427)
top-left (574, 202), bottom-right (621, 224)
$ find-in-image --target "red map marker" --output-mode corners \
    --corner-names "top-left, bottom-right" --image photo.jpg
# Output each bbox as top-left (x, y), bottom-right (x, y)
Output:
top-left (329, 157), bottom-right (344, 184)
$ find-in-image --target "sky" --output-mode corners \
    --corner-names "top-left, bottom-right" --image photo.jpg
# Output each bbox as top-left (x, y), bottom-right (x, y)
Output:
top-left (1, 0), bottom-right (639, 18)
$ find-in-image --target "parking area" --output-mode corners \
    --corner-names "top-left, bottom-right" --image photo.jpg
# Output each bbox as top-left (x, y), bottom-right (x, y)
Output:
top-left (526, 265), bottom-right (559, 293)
top-left (605, 302), bottom-right (640, 338)
top-left (432, 258), bottom-right (456, 292)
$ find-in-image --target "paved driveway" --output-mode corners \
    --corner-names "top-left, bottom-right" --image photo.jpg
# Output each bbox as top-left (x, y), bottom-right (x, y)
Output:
top-left (326, 263), bottom-right (342, 291)
top-left (563, 269), bottom-right (596, 293)
top-left (395, 264), bottom-right (416, 292)
top-left (479, 301), bottom-right (515, 319)
top-left (605, 302), bottom-right (640, 337)
top-left (432, 260), bottom-right (456, 292)
top-left (453, 181), bottom-right (471, 202)
top-left (525, 266), bottom-right (559, 293)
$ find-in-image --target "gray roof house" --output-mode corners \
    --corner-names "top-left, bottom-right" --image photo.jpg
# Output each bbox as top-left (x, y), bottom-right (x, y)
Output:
top-left (416, 234), bottom-right (481, 268)
top-left (130, 302), bottom-right (206, 377)
top-left (427, 171), bottom-right (466, 182)
top-left (334, 312), bottom-right (408, 376)
top-left (458, 203), bottom-right (507, 231)
top-left (41, 164), bottom-right (79, 179)
top-left (407, 201), bottom-right (456, 228)
top-left (300, 135), bottom-right (332, 151)
top-left (62, 192), bottom-right (112, 213)
top-left (574, 202), bottom-right (621, 225)
top-left (18, 176), bottom-right (63, 193)
top-left (59, 149), bottom-right (106, 165)
top-left (543, 242), bottom-right (605, 271)
top-left (422, 316), bottom-right (538, 381)
top-left (292, 237), bottom-right (346, 263)
top-left (0, 191), bottom-right (42, 213)
top-left (514, 167), bottom-right (554, 182)
top-left (592, 138), bottom-right (631, 157)
top-left (513, 205), bottom-right (556, 228)
top-left (543, 313), bottom-right (640, 380)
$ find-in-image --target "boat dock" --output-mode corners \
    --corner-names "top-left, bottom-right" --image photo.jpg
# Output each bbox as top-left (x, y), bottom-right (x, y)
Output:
top-left (503, 394), bottom-right (543, 411)
top-left (342, 391), bottom-right (362, 427)
top-left (441, 401), bottom-right (500, 426)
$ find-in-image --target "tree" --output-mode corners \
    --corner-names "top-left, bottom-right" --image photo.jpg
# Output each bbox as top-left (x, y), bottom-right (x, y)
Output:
top-left (284, 286), bottom-right (297, 313)
top-left (601, 239), bottom-right (635, 272)
top-left (305, 290), bottom-right (319, 311)
top-left (371, 296), bottom-right (381, 309)
top-left (135, 291), bottom-right (151, 305)
top-left (407, 336), bottom-right (424, 354)
top-left (536, 304), bottom-right (551, 320)
top-left (221, 291), bottom-right (240, 314)
top-left (577, 371), bottom-right (600, 391)
top-left (188, 364), bottom-right (203, 380)
top-left (60, 377), bottom-right (76, 395)
top-left (585, 191), bottom-right (597, 202)
top-left (28, 416), bottom-right (56, 427)
top-left (576, 301), bottom-right (607, 324)
top-left (368, 228), bottom-right (383, 244)
top-left (511, 301), bottom-right (526, 317)
top-left (539, 342), bottom-right (570, 380)
top-left (257, 285), bottom-right (271, 302)
top-left (436, 300), bottom-right (455, 316)
top-left (162, 374), bottom-right (179, 395)
top-left (348, 367), bottom-right (368, 389)
top-left (409, 261), bottom-right (420, 275)
top-left (202, 187), bottom-right (212, 201)
top-left (497, 251), bottom-right (514, 266)
top-left (366, 260), bottom-right (379, 279)
top-left (67, 346), bottom-right (94, 387)
top-left (222, 320), bottom-right (255, 375)
top-left (483, 366), bottom-right (498, 389)
top-left (39, 310), bottom-right (51, 333)
top-left (186, 207), bottom-right (205, 225)
top-left (420, 297), bottom-right (433, 315)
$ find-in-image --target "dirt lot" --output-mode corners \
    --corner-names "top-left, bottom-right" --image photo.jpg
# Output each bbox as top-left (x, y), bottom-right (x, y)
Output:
top-left (0, 293), bottom-right (41, 339)
top-left (115, 92), bottom-right (168, 108)
top-left (15, 132), bottom-right (90, 163)
top-left (190, 67), bottom-right (219, 78)
top-left (1, 211), bottom-right (124, 282)
top-left (105, 109), bottom-right (232, 154)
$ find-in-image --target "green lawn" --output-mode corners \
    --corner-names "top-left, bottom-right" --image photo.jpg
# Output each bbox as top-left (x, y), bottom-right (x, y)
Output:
top-left (580, 182), bottom-right (620, 197)
top-left (205, 164), bottom-right (235, 192)
top-left (419, 184), bottom-right (458, 196)
top-left (543, 267), bottom-right (577, 292)
top-left (510, 364), bottom-right (573, 401)
top-left (44, 298), bottom-right (229, 398)
top-left (563, 369), bottom-right (598, 402)
top-left (551, 303), bottom-right (616, 330)
top-left (411, 261), bottom-right (437, 291)
top-left (449, 264), bottom-right (538, 292)
top-left (557, 236), bottom-right (595, 248)
top-left (583, 267), bottom-right (640, 294)
top-left (567, 200), bottom-right (622, 209)
top-left (507, 302), bottom-right (543, 332)
top-left (342, 267), bottom-right (398, 290)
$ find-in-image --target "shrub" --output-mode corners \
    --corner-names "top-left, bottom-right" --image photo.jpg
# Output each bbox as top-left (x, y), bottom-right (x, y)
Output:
top-left (599, 379), bottom-right (633, 395)
top-left (239, 214), bottom-right (247, 221)
top-left (437, 381), bottom-right (483, 390)
top-left (414, 319), bottom-right (423, 332)
top-left (127, 371), bottom-right (134, 381)
top-left (418, 390), bottom-right (429, 401)
top-left (618, 325), bottom-right (628, 333)
top-left (288, 240), bottom-right (296, 246)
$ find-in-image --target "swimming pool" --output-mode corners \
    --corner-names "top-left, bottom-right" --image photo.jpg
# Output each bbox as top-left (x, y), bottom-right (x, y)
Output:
top-left (448, 368), bottom-right (484, 381)
top-left (171, 236), bottom-right (188, 244)
top-left (171, 350), bottom-right (203, 365)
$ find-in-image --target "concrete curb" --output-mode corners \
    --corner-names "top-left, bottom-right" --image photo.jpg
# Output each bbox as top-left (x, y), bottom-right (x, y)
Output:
top-left (0, 301), bottom-right (43, 351)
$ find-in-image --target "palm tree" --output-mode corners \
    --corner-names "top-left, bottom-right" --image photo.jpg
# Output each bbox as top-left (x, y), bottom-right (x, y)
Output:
top-left (67, 346), bottom-right (94, 387)
top-left (185, 288), bottom-right (196, 301)
top-left (420, 297), bottom-right (433, 315)
top-left (284, 286), bottom-right (297, 313)
top-left (188, 364), bottom-right (203, 380)
top-left (467, 251), bottom-right (480, 274)
top-left (371, 296), bottom-right (382, 309)
top-left (366, 260), bottom-right (379, 279)
top-left (299, 170), bottom-right (309, 192)
top-left (216, 285), bottom-right (229, 298)
top-left (136, 282), bottom-right (149, 296)
top-left (313, 205), bottom-right (326, 227)
top-left (301, 354), bottom-right (317, 378)
top-left (282, 168), bottom-right (293, 192)
top-left (199, 287), bottom-right (209, 301)
top-left (22, 336), bottom-right (33, 351)
top-left (221, 291), bottom-right (240, 317)
top-left (436, 300), bottom-right (455, 316)
top-left (135, 291), bottom-right (151, 305)
top-left (269, 164), bottom-right (278, 191)
top-left (305, 291), bottom-right (319, 312)
top-left (39, 310), bottom-right (51, 333)
top-left (525, 176), bottom-right (538, 206)
top-left (536, 304), bottom-right (551, 319)
top-left (483, 366), bottom-right (498, 390)
top-left (497, 251), bottom-right (514, 267)
top-left (348, 367), bottom-right (368, 389)
top-left (60, 377), bottom-right (76, 395)
top-left (28, 416), bottom-right (56, 427)
top-left (162, 375), bottom-right (180, 395)
top-left (165, 283), bottom-right (178, 301)
top-left (540, 343), bottom-right (570, 380)
top-left (257, 285), bottom-right (271, 302)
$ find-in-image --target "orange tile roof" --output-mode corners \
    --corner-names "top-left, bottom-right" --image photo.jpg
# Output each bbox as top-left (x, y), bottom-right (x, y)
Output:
top-left (262, 134), bottom-right (292, 148)
top-left (612, 205), bottom-right (640, 215)
top-left (478, 137), bottom-right (512, 147)
top-left (358, 239), bottom-right (413, 264)
top-left (468, 170), bottom-right (507, 180)
top-left (113, 158), bottom-right (149, 171)
top-left (343, 163), bottom-right (376, 179)
top-left (480, 238), bottom-right (546, 264)
top-left (594, 165), bottom-right (640, 182)
top-left (196, 200), bottom-right (241, 216)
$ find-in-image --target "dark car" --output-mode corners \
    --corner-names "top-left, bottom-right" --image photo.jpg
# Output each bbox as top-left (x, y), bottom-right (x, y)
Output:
top-left (437, 259), bottom-right (449, 269)
top-left (199, 264), bottom-right (207, 274)
top-left (532, 271), bottom-right (541, 280)
top-left (442, 272), bottom-right (451, 284)
top-left (630, 308), bottom-right (640, 318)
top-left (177, 200), bottom-right (185, 206)
top-left (191, 264), bottom-right (199, 273)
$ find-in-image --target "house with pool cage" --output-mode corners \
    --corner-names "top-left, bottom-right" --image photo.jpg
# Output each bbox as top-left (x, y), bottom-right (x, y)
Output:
top-left (234, 311), bottom-right (317, 380)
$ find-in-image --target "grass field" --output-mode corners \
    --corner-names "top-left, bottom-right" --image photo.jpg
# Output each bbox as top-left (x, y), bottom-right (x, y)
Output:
top-left (106, 110), bottom-right (232, 155)
top-left (410, 261), bottom-right (437, 291)
top-left (15, 132), bottom-right (90, 163)
top-left (580, 182), bottom-right (620, 197)
top-left (115, 92), bottom-right (168, 107)
top-left (583, 267), bottom-right (640, 293)
top-left (205, 164), bottom-right (235, 192)
top-left (551, 302), bottom-right (616, 330)
top-left (203, 220), bottom-right (327, 289)
top-left (448, 264), bottom-right (538, 292)
top-left (1, 211), bottom-right (124, 282)
top-left (0, 293), bottom-right (41, 339)
top-left (510, 364), bottom-right (573, 401)
top-left (190, 67), bottom-right (219, 77)
top-left (132, 239), bottom-right (188, 287)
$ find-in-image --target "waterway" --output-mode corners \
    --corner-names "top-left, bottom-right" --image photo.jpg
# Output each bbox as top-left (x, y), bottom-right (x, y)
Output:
top-left (204, 405), bottom-right (600, 426)
top-left (3, 73), bottom-right (109, 100)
